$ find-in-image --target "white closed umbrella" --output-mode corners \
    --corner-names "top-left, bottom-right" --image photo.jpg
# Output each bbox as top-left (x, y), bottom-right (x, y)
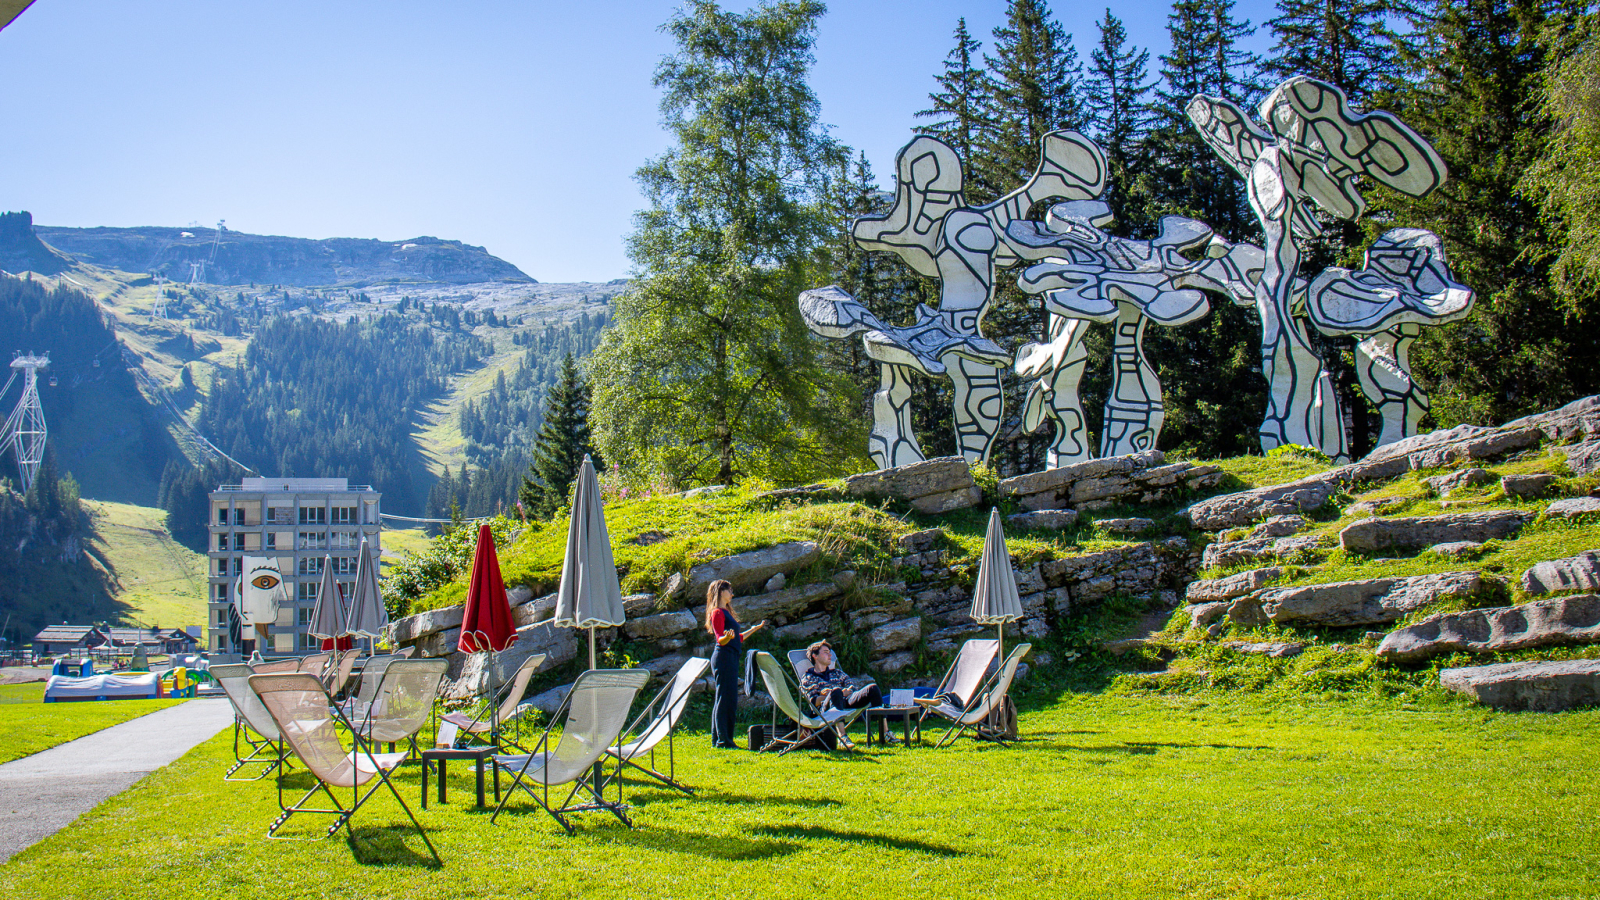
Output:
top-left (970, 507), bottom-right (1024, 660)
top-left (308, 555), bottom-right (348, 644)
top-left (554, 455), bottom-right (626, 669)
top-left (345, 536), bottom-right (388, 646)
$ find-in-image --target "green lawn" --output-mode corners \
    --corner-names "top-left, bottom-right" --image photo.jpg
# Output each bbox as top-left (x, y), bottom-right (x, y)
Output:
top-left (0, 683), bottom-right (182, 764)
top-left (2, 691), bottom-right (1596, 898)
top-left (85, 499), bottom-right (208, 630)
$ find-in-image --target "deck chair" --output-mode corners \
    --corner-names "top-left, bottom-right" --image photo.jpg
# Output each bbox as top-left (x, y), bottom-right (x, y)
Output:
top-left (213, 663), bottom-right (290, 781)
top-left (924, 643), bottom-right (1031, 747)
top-left (253, 658), bottom-right (301, 674)
top-left (339, 654), bottom-right (398, 721)
top-left (914, 638), bottom-right (998, 731)
top-left (439, 653), bottom-right (547, 750)
top-left (248, 672), bottom-right (440, 865)
top-left (490, 668), bottom-right (650, 835)
top-left (783, 648), bottom-right (870, 744)
top-left (602, 656), bottom-right (710, 795)
top-left (322, 648), bottom-right (359, 697)
top-left (754, 652), bottom-right (861, 756)
top-left (298, 651), bottom-right (332, 679)
top-left (350, 658), bottom-right (449, 760)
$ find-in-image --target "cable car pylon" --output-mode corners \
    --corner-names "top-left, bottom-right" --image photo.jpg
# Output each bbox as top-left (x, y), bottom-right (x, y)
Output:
top-left (0, 353), bottom-right (49, 494)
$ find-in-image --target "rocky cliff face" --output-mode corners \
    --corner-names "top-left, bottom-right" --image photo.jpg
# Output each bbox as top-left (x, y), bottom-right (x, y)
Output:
top-left (0, 212), bottom-right (72, 276)
top-left (28, 220), bottom-right (534, 287)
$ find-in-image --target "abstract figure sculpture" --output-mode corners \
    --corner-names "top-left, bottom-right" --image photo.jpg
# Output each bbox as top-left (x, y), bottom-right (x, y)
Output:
top-left (1187, 77), bottom-right (1458, 460)
top-left (802, 131), bottom-right (1106, 468)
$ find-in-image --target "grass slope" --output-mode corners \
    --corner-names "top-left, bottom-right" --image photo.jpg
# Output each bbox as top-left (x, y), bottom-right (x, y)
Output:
top-left (84, 499), bottom-right (207, 630)
top-left (0, 682), bottom-right (181, 764)
top-left (0, 693), bottom-right (1595, 898)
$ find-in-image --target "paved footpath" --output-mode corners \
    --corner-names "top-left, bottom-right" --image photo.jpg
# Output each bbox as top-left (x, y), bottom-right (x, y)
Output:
top-left (0, 696), bottom-right (235, 863)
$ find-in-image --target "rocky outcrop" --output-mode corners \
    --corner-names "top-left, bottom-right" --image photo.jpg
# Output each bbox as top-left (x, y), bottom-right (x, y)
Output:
top-left (1501, 474), bottom-right (1556, 499)
top-left (998, 451), bottom-right (1224, 513)
top-left (1376, 594), bottom-right (1600, 662)
top-left (1519, 551), bottom-right (1600, 596)
top-left (1231, 571), bottom-right (1487, 627)
top-left (844, 457), bottom-right (981, 514)
top-left (1202, 533), bottom-right (1330, 569)
top-left (1424, 467), bottom-right (1494, 497)
top-left (1426, 541), bottom-right (1485, 559)
top-left (1222, 640), bottom-right (1305, 658)
top-left (1183, 473), bottom-right (1340, 530)
top-left (686, 541), bottom-right (821, 597)
top-left (1503, 395), bottom-right (1600, 444)
top-left (1006, 510), bottom-right (1079, 530)
top-left (1545, 498), bottom-right (1600, 519)
top-left (445, 619), bottom-right (578, 701)
top-left (1185, 567), bottom-right (1284, 603)
top-left (622, 609), bottom-right (698, 642)
top-left (1564, 441), bottom-right (1600, 475)
top-left (1440, 659), bottom-right (1600, 711)
top-left (1339, 511), bottom-right (1530, 553)
top-left (1097, 517), bottom-right (1155, 535)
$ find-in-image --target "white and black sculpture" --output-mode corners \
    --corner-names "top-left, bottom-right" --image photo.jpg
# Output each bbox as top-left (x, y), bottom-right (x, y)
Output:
top-left (802, 131), bottom-right (1105, 468)
top-left (1187, 77), bottom-right (1459, 459)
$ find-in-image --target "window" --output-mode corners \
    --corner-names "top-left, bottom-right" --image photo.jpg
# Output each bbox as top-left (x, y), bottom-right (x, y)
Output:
top-left (297, 531), bottom-right (328, 550)
top-left (265, 532), bottom-right (276, 550)
top-left (298, 557), bottom-right (324, 576)
top-left (215, 608), bottom-right (228, 627)
top-left (330, 531), bottom-right (357, 549)
top-left (298, 507), bottom-right (326, 525)
top-left (217, 534), bottom-right (228, 551)
top-left (234, 558), bottom-right (243, 576)
top-left (331, 506), bottom-right (357, 524)
top-left (216, 507), bottom-right (228, 525)
top-left (232, 533), bottom-right (245, 550)
top-left (212, 583), bottom-right (229, 602)
top-left (331, 556), bottom-right (357, 575)
top-left (301, 632), bottom-right (321, 650)
top-left (268, 507), bottom-right (292, 525)
top-left (233, 508), bottom-right (246, 525)
top-left (298, 581), bottom-right (319, 601)
top-left (298, 606), bottom-right (313, 625)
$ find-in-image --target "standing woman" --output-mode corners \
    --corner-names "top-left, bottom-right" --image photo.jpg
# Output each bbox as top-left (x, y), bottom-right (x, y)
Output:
top-left (706, 579), bottom-right (767, 749)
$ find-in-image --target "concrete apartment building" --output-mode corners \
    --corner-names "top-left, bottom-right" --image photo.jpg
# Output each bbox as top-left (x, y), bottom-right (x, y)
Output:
top-left (206, 477), bottom-right (381, 655)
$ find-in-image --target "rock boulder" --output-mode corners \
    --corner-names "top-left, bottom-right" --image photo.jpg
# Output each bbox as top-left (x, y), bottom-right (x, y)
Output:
top-left (1440, 659), bottom-right (1600, 711)
top-left (1186, 566), bottom-right (1284, 603)
top-left (844, 457), bottom-right (981, 513)
top-left (1006, 510), bottom-right (1080, 530)
top-left (686, 540), bottom-right (820, 597)
top-left (1501, 473), bottom-right (1557, 499)
top-left (1376, 594), bottom-right (1600, 662)
top-left (1183, 473), bottom-right (1340, 531)
top-left (1545, 497), bottom-right (1600, 519)
top-left (1519, 550), bottom-right (1600, 596)
top-left (1339, 511), bottom-right (1530, 553)
top-left (1253, 571), bottom-right (1488, 627)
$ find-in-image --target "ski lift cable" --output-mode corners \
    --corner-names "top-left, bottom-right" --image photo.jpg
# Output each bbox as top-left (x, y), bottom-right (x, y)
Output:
top-left (378, 513), bottom-right (494, 524)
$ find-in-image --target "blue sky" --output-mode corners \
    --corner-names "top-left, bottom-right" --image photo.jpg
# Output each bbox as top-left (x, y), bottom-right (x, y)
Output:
top-left (0, 1), bottom-right (1277, 283)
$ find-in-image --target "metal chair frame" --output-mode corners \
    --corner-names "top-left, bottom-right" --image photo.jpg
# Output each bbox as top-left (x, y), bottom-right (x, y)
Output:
top-left (601, 656), bottom-right (710, 796)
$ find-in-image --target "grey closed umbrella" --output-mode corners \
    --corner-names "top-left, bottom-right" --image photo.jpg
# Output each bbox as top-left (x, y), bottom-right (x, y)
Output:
top-left (346, 536), bottom-right (388, 644)
top-left (970, 507), bottom-right (1024, 660)
top-left (554, 455), bottom-right (626, 669)
top-left (308, 555), bottom-right (348, 644)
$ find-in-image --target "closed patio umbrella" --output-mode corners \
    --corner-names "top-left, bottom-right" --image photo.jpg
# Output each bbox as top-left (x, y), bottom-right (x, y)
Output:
top-left (308, 556), bottom-right (349, 646)
top-left (554, 455), bottom-right (626, 669)
top-left (459, 523), bottom-right (518, 741)
top-left (346, 536), bottom-right (388, 649)
top-left (970, 507), bottom-right (1024, 661)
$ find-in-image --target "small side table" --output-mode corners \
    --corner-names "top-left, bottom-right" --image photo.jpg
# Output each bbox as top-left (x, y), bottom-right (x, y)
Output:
top-left (862, 706), bottom-right (919, 747)
top-left (420, 747), bottom-right (500, 810)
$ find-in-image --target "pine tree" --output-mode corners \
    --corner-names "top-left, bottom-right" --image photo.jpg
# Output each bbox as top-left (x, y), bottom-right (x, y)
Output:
top-left (1084, 9), bottom-right (1154, 227)
top-left (520, 353), bottom-right (601, 518)
top-left (976, 0), bottom-right (1085, 198)
top-left (1265, 0), bottom-right (1399, 107)
top-left (1369, 0), bottom-right (1596, 426)
top-left (915, 18), bottom-right (999, 201)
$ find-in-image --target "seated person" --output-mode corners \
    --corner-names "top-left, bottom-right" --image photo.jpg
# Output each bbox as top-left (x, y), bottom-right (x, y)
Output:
top-left (800, 640), bottom-right (883, 710)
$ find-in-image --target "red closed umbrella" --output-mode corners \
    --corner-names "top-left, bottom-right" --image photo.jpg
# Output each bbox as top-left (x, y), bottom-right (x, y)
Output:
top-left (457, 523), bottom-right (517, 744)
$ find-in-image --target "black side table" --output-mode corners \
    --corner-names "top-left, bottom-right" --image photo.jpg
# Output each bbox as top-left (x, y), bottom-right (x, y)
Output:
top-left (420, 746), bottom-right (500, 810)
top-left (862, 706), bottom-right (920, 746)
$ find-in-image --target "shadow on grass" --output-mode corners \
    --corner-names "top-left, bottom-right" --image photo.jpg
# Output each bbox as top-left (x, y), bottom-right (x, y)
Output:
top-left (1047, 740), bottom-right (1272, 756)
top-left (698, 790), bottom-right (842, 809)
top-left (346, 825), bottom-right (443, 869)
top-left (749, 824), bottom-right (970, 858)
top-left (605, 826), bottom-right (802, 861)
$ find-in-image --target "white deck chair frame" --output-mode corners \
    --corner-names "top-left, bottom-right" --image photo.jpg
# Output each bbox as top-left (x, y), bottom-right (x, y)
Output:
top-left (602, 656), bottom-right (711, 795)
top-left (754, 652), bottom-right (861, 756)
top-left (349, 658), bottom-right (448, 762)
top-left (914, 638), bottom-right (999, 734)
top-left (248, 671), bottom-right (442, 866)
top-left (212, 663), bottom-right (291, 781)
top-left (440, 652), bottom-right (548, 751)
top-left (925, 643), bottom-right (1031, 747)
top-left (490, 668), bottom-right (650, 835)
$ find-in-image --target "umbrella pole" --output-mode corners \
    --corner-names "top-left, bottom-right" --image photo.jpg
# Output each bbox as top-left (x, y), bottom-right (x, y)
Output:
top-left (487, 648), bottom-right (499, 749)
top-left (588, 628), bottom-right (596, 670)
top-left (997, 623), bottom-right (1004, 665)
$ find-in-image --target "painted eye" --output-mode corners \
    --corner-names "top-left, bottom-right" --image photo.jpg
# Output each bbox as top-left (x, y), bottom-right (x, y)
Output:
top-left (251, 574), bottom-right (280, 590)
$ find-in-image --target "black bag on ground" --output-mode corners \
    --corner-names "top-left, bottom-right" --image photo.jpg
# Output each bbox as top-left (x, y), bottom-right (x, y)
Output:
top-left (976, 695), bottom-right (1018, 741)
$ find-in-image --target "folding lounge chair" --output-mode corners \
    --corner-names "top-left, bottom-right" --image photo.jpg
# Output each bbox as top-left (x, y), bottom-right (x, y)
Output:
top-left (784, 648), bottom-right (871, 744)
top-left (439, 653), bottom-right (547, 750)
top-left (602, 656), bottom-right (711, 795)
top-left (754, 652), bottom-right (861, 756)
top-left (252, 658), bottom-right (301, 674)
top-left (248, 672), bottom-right (441, 865)
top-left (350, 658), bottom-right (450, 761)
top-left (212, 663), bottom-right (291, 781)
top-left (924, 643), bottom-right (1031, 747)
top-left (339, 654), bottom-right (398, 721)
top-left (914, 638), bottom-right (998, 733)
top-left (322, 648), bottom-right (359, 697)
top-left (490, 668), bottom-right (650, 835)
top-left (298, 651), bottom-right (332, 679)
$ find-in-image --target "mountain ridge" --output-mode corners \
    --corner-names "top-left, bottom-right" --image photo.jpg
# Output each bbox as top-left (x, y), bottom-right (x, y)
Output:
top-left (23, 217), bottom-right (537, 287)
